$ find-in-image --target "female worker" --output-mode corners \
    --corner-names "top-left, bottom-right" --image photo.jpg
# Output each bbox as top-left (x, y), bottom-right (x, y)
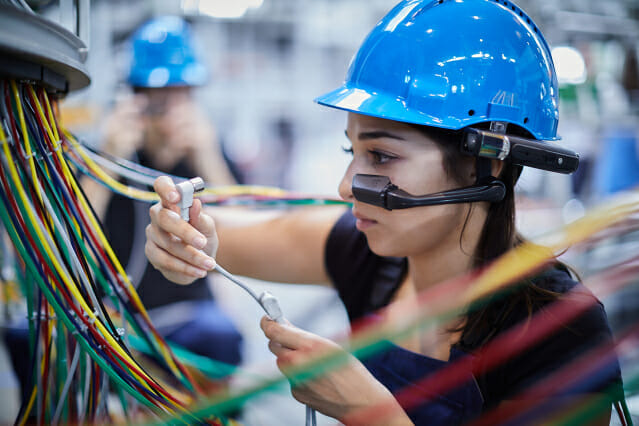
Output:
top-left (145, 0), bottom-right (623, 424)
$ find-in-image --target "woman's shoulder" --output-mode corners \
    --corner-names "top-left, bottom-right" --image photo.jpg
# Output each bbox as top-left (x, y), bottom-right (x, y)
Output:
top-left (529, 264), bottom-right (612, 335)
top-left (532, 263), bottom-right (582, 294)
top-left (478, 264), bottom-right (622, 407)
top-left (512, 264), bottom-right (613, 356)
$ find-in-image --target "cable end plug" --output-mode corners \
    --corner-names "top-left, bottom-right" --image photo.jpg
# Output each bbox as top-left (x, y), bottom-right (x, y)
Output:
top-left (259, 291), bottom-right (285, 324)
top-left (176, 177), bottom-right (205, 221)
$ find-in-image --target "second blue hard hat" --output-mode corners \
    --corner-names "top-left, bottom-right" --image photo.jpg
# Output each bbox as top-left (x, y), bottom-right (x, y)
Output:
top-left (128, 16), bottom-right (208, 88)
top-left (316, 0), bottom-right (559, 141)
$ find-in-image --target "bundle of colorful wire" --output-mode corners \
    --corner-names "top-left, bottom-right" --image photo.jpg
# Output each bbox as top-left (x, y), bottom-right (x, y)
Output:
top-left (0, 79), bottom-right (228, 425)
top-left (178, 191), bottom-right (639, 425)
top-left (63, 128), bottom-right (348, 208)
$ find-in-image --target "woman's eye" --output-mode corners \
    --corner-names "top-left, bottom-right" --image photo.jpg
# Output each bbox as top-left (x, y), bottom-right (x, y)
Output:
top-left (369, 150), bottom-right (396, 165)
top-left (342, 145), bottom-right (354, 155)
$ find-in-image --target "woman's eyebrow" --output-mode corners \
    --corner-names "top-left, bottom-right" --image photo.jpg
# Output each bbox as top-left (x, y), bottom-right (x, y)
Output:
top-left (357, 130), bottom-right (406, 141)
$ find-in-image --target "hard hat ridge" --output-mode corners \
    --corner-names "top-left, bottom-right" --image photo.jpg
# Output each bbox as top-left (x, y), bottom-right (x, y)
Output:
top-left (316, 0), bottom-right (559, 141)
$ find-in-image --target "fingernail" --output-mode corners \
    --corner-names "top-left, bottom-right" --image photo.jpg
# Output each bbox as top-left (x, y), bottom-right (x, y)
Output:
top-left (203, 258), bottom-right (216, 270)
top-left (168, 191), bottom-right (179, 202)
top-left (197, 269), bottom-right (208, 278)
top-left (193, 236), bottom-right (206, 249)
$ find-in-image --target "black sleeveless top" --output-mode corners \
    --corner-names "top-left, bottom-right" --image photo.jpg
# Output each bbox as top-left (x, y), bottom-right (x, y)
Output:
top-left (325, 210), bottom-right (623, 424)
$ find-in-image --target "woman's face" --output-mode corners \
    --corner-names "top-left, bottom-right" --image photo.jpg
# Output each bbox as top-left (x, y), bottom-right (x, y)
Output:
top-left (338, 112), bottom-right (475, 258)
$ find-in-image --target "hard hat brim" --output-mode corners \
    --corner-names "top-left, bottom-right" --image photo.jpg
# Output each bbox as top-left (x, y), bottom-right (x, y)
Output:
top-left (316, 83), bottom-right (460, 131)
top-left (315, 83), bottom-right (560, 141)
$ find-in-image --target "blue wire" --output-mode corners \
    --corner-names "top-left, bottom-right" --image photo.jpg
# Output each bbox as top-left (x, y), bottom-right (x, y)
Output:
top-left (17, 98), bottom-right (197, 410)
top-left (0, 138), bottom-right (177, 413)
top-left (17, 113), bottom-right (180, 394)
top-left (26, 126), bottom-right (179, 377)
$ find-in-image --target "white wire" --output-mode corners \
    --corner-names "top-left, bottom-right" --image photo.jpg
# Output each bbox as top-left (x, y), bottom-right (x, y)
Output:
top-left (51, 344), bottom-right (81, 425)
top-left (37, 180), bottom-right (109, 322)
top-left (78, 147), bottom-right (158, 187)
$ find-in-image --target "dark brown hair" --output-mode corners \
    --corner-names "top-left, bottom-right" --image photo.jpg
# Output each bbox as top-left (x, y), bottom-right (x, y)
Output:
top-left (413, 123), bottom-right (559, 350)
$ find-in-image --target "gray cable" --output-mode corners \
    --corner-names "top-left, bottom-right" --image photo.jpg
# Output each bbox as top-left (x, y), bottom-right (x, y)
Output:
top-left (51, 345), bottom-right (81, 425)
top-left (214, 264), bottom-right (262, 304)
top-left (213, 265), bottom-right (317, 426)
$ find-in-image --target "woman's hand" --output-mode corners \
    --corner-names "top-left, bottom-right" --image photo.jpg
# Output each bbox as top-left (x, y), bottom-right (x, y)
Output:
top-left (260, 317), bottom-right (413, 425)
top-left (145, 176), bottom-right (218, 285)
top-left (102, 94), bottom-right (146, 160)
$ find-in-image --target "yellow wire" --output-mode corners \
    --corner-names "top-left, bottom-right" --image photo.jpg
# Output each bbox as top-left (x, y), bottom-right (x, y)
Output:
top-left (40, 88), bottom-right (60, 143)
top-left (47, 123), bottom-right (183, 380)
top-left (27, 87), bottom-right (84, 240)
top-left (0, 109), bottom-right (176, 413)
top-left (64, 131), bottom-right (291, 200)
top-left (65, 133), bottom-right (159, 201)
top-left (9, 81), bottom-right (44, 210)
top-left (38, 90), bottom-right (190, 400)
top-left (18, 387), bottom-right (37, 426)
top-left (18, 324), bottom-right (52, 426)
top-left (465, 191), bottom-right (639, 303)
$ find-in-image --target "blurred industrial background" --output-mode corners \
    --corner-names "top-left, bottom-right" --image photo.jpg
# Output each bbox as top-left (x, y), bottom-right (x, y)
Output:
top-left (1, 0), bottom-right (639, 424)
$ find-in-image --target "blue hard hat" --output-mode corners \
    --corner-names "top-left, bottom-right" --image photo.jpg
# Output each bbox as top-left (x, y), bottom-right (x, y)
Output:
top-left (127, 16), bottom-right (208, 88)
top-left (315, 0), bottom-right (559, 140)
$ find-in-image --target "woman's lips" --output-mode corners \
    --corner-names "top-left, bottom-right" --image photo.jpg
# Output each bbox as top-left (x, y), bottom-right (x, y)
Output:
top-left (356, 218), bottom-right (377, 231)
top-left (353, 210), bottom-right (377, 231)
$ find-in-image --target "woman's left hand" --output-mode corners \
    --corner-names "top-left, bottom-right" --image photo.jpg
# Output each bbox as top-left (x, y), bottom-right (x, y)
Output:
top-left (260, 316), bottom-right (411, 424)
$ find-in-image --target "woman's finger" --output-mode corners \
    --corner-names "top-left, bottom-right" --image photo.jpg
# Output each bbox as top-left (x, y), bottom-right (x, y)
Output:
top-left (260, 316), bottom-right (317, 351)
top-left (153, 176), bottom-right (181, 209)
top-left (144, 239), bottom-right (209, 281)
top-left (145, 223), bottom-right (215, 271)
top-left (149, 202), bottom-right (208, 250)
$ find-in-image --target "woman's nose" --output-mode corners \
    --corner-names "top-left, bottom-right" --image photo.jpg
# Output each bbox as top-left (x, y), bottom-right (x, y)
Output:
top-left (338, 163), bottom-right (355, 202)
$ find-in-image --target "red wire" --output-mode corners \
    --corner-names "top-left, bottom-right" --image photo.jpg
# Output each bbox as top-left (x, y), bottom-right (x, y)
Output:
top-left (0, 134), bottom-right (185, 411)
top-left (343, 259), bottom-right (639, 425)
top-left (40, 298), bottom-right (51, 425)
top-left (32, 87), bottom-right (204, 400)
top-left (0, 83), bottom-right (202, 416)
top-left (43, 92), bottom-right (203, 395)
top-left (615, 401), bottom-right (628, 426)
top-left (3, 84), bottom-right (26, 160)
top-left (470, 325), bottom-right (639, 425)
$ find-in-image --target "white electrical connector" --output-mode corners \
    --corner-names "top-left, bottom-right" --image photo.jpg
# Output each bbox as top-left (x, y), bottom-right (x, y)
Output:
top-left (176, 177), bottom-right (205, 221)
top-left (258, 291), bottom-right (285, 324)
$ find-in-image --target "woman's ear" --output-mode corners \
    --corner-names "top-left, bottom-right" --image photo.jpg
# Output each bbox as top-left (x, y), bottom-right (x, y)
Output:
top-left (468, 157), bottom-right (504, 182)
top-left (491, 159), bottom-right (505, 178)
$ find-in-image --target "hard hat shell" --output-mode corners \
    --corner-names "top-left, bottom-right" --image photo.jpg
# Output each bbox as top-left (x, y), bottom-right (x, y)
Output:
top-left (128, 16), bottom-right (208, 88)
top-left (315, 0), bottom-right (559, 140)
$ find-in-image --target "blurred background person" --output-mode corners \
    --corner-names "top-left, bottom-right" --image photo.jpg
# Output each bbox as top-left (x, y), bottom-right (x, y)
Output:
top-left (81, 16), bottom-right (242, 367)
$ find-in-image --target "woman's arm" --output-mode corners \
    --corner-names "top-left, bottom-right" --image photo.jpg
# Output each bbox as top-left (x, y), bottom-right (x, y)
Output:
top-left (145, 176), bottom-right (346, 285)
top-left (211, 205), bottom-right (346, 284)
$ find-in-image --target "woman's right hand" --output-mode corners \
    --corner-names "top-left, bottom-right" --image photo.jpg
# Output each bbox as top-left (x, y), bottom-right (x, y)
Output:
top-left (145, 176), bottom-right (218, 285)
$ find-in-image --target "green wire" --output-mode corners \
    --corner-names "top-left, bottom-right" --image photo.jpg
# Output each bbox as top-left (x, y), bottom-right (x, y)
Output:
top-left (0, 174), bottom-right (166, 416)
top-left (127, 334), bottom-right (237, 380)
top-left (32, 154), bottom-right (196, 393)
top-left (55, 318), bottom-right (67, 422)
top-left (2, 134), bottom-right (212, 422)
top-left (116, 383), bottom-right (129, 421)
top-left (163, 279), bottom-right (525, 420)
top-left (545, 370), bottom-right (638, 426)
